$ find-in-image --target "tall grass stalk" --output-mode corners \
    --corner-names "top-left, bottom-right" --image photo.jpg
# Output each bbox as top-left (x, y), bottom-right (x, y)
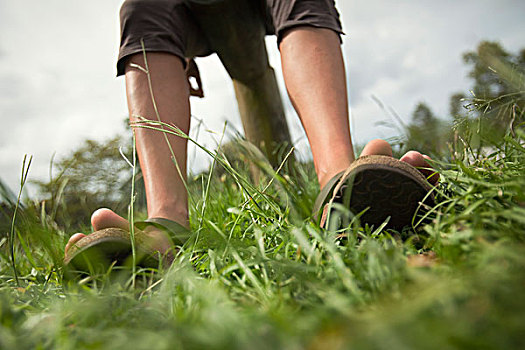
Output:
top-left (193, 122), bottom-right (228, 255)
top-left (130, 39), bottom-right (194, 209)
top-left (128, 131), bottom-right (138, 287)
top-left (8, 154), bottom-right (32, 287)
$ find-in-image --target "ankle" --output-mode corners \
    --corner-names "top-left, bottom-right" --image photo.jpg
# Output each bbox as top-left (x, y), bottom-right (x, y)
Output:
top-left (148, 206), bottom-right (189, 228)
top-left (318, 164), bottom-right (350, 189)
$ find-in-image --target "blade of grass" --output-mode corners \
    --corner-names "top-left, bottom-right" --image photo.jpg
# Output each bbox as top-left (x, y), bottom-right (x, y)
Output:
top-left (128, 130), bottom-right (138, 288)
top-left (9, 154), bottom-right (32, 287)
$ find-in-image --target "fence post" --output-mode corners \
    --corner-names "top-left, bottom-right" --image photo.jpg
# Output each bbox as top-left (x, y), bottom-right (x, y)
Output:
top-left (187, 0), bottom-right (293, 168)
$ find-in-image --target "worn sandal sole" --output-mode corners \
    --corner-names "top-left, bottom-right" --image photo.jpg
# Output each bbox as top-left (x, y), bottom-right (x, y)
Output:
top-left (63, 218), bottom-right (191, 280)
top-left (314, 155), bottom-right (435, 230)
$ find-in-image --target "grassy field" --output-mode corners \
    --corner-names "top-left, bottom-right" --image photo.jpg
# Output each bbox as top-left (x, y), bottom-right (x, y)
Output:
top-left (1, 103), bottom-right (525, 349)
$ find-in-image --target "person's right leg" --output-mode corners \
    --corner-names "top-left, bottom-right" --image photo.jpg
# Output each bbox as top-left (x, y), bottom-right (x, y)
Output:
top-left (125, 52), bottom-right (190, 227)
top-left (66, 52), bottom-right (191, 257)
top-left (279, 27), bottom-right (354, 188)
top-left (272, 1), bottom-right (438, 189)
top-left (66, 0), bottom-right (203, 256)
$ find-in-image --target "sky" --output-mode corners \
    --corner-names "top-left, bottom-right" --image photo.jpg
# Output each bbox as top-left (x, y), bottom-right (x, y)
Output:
top-left (1, 0), bottom-right (524, 197)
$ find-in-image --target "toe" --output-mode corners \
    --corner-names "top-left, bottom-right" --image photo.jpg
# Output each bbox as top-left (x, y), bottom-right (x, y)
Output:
top-left (91, 208), bottom-right (129, 231)
top-left (360, 139), bottom-right (393, 157)
top-left (65, 232), bottom-right (86, 255)
top-left (400, 151), bottom-right (425, 167)
top-left (400, 151), bottom-right (439, 185)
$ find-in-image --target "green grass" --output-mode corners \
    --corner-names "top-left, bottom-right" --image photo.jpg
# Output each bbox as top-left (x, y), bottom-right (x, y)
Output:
top-left (1, 111), bottom-right (525, 349)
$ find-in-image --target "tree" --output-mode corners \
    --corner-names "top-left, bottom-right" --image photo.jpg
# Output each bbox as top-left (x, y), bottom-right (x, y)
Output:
top-left (405, 102), bottom-right (447, 157)
top-left (34, 135), bottom-right (146, 230)
top-left (464, 41), bottom-right (524, 100)
top-left (450, 41), bottom-right (525, 135)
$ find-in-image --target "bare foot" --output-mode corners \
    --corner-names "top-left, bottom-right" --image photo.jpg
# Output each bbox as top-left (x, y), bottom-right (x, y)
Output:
top-left (361, 139), bottom-right (439, 185)
top-left (400, 151), bottom-right (439, 185)
top-left (315, 139), bottom-right (439, 230)
top-left (64, 208), bottom-right (174, 257)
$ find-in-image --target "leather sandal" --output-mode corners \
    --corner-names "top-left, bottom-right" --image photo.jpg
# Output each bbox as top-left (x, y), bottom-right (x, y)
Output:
top-left (313, 155), bottom-right (435, 231)
top-left (63, 218), bottom-right (191, 280)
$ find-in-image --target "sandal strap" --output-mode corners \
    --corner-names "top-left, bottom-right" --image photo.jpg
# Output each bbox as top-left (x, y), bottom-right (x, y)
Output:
top-left (135, 218), bottom-right (191, 246)
top-left (313, 168), bottom-right (347, 221)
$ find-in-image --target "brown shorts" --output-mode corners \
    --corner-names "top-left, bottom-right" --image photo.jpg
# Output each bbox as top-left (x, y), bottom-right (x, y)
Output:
top-left (117, 0), bottom-right (344, 76)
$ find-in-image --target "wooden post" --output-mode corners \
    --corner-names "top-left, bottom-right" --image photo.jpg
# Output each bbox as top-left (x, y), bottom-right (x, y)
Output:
top-left (187, 0), bottom-right (293, 168)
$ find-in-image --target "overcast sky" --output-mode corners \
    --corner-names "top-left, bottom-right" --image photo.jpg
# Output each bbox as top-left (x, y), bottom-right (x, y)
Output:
top-left (1, 0), bottom-right (524, 196)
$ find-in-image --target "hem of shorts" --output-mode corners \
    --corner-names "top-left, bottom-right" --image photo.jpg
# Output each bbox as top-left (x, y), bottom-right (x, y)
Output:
top-left (116, 48), bottom-right (187, 77)
top-left (275, 22), bottom-right (345, 46)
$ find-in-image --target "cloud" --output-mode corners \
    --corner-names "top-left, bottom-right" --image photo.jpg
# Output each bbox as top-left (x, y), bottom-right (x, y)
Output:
top-left (0, 0), bottom-right (125, 194)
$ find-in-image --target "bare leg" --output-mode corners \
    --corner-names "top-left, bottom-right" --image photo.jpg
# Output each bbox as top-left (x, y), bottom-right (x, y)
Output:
top-left (66, 52), bottom-right (190, 255)
top-left (280, 27), bottom-right (355, 188)
top-left (280, 27), bottom-right (438, 188)
top-left (125, 52), bottom-right (190, 226)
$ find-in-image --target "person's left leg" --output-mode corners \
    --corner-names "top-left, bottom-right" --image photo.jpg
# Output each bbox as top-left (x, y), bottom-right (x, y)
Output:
top-left (279, 27), bottom-right (354, 188)
top-left (279, 27), bottom-right (438, 189)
